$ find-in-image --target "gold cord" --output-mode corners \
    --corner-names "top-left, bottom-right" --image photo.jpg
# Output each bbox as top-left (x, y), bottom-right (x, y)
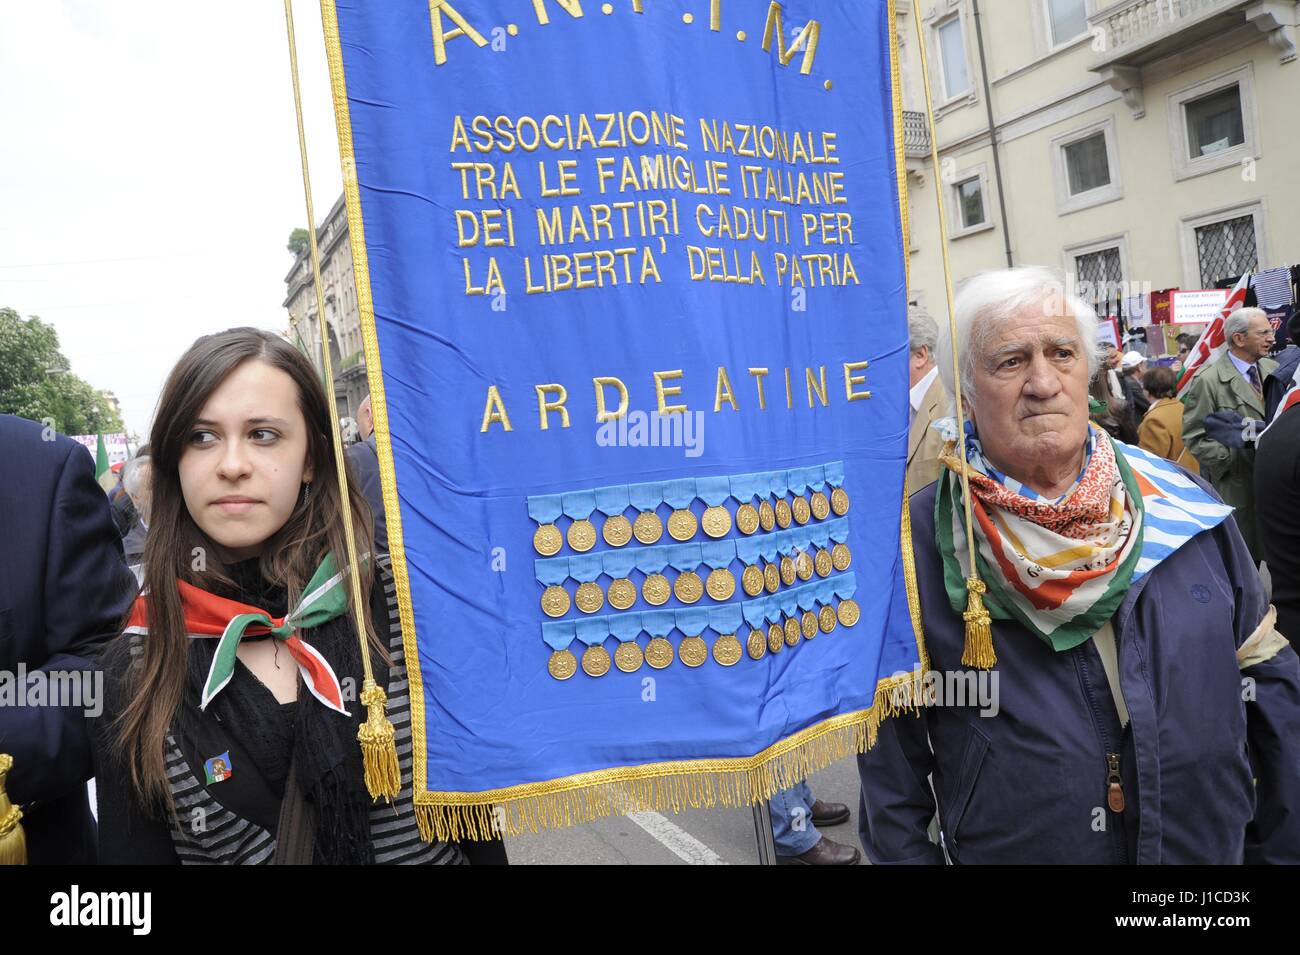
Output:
top-left (910, 10), bottom-right (994, 667)
top-left (283, 0), bottom-right (400, 796)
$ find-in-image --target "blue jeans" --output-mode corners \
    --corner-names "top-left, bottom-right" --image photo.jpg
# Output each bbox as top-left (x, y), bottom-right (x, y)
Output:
top-left (769, 781), bottom-right (821, 856)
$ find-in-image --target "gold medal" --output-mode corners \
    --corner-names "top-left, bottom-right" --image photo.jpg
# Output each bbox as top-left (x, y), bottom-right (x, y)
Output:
top-left (837, 598), bottom-right (861, 627)
top-left (713, 634), bottom-right (743, 667)
top-left (814, 548), bottom-right (833, 578)
top-left (567, 518), bottom-right (597, 552)
top-left (747, 629), bottom-right (768, 660)
top-left (741, 564), bottom-right (765, 597)
top-left (792, 495), bottom-right (811, 525)
top-left (602, 514), bottom-right (633, 547)
top-left (575, 581), bottom-right (605, 614)
top-left (701, 505), bottom-right (732, 538)
top-left (705, 568), bottom-right (736, 601)
top-left (795, 551), bottom-right (814, 581)
top-left (819, 605), bottom-right (838, 633)
top-left (614, 641), bottom-right (644, 673)
top-left (548, 649), bottom-right (578, 680)
top-left (667, 508), bottom-right (698, 541)
top-left (763, 562), bottom-right (781, 593)
top-left (674, 570), bottom-right (704, 604)
top-left (831, 542), bottom-right (852, 571)
top-left (679, 636), bottom-right (708, 667)
top-left (533, 523), bottom-right (563, 556)
top-left (645, 637), bottom-right (674, 669)
top-left (831, 487), bottom-right (850, 516)
top-left (633, 510), bottom-right (664, 544)
top-left (736, 503), bottom-right (760, 535)
top-left (779, 555), bottom-right (796, 587)
top-left (784, 617), bottom-right (801, 647)
top-left (608, 577), bottom-right (638, 611)
top-left (642, 573), bottom-right (671, 606)
top-left (758, 501), bottom-right (776, 532)
top-left (582, 644), bottom-right (611, 677)
top-left (801, 610), bottom-right (818, 639)
top-left (810, 491), bottom-right (831, 521)
top-left (541, 585), bottom-right (570, 618)
top-left (775, 499), bottom-right (793, 528)
top-left (767, 623), bottom-right (785, 654)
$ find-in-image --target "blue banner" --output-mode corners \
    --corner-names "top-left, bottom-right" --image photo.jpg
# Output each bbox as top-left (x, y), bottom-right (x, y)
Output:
top-left (324, 0), bottom-right (922, 839)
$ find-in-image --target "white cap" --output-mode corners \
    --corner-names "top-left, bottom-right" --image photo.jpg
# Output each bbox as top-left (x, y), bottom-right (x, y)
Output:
top-left (1121, 351), bottom-right (1145, 370)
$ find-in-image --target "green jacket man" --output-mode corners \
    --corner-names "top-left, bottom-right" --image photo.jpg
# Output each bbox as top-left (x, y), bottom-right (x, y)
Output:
top-left (1183, 307), bottom-right (1278, 561)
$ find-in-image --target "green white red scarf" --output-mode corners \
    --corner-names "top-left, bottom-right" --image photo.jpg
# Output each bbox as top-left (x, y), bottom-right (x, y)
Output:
top-left (125, 554), bottom-right (352, 714)
top-left (935, 424), bottom-right (1145, 651)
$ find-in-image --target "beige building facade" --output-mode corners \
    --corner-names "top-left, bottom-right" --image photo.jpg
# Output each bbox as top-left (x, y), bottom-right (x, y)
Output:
top-left (283, 193), bottom-right (369, 420)
top-left (897, 0), bottom-right (1299, 343)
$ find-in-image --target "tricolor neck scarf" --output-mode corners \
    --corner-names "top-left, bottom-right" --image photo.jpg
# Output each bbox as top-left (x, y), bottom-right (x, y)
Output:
top-left (127, 553), bottom-right (353, 714)
top-left (934, 419), bottom-right (1234, 651)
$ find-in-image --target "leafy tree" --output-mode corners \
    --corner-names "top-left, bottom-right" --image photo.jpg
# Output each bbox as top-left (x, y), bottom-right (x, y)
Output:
top-left (0, 307), bottom-right (125, 434)
top-left (287, 227), bottom-right (311, 256)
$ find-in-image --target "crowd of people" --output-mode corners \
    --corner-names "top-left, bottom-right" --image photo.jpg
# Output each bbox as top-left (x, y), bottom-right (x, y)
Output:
top-left (3, 266), bottom-right (1298, 865)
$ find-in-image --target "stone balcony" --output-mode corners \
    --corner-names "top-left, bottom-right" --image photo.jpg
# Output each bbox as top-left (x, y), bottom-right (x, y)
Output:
top-left (1089, 0), bottom-right (1297, 117)
top-left (902, 110), bottom-right (931, 159)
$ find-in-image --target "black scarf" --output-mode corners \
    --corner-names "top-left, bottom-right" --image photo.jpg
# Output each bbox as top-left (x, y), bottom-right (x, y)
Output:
top-left (189, 559), bottom-right (378, 865)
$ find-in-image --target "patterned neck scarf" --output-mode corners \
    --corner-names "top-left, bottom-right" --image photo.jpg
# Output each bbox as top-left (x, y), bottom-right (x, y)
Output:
top-left (933, 420), bottom-right (1233, 651)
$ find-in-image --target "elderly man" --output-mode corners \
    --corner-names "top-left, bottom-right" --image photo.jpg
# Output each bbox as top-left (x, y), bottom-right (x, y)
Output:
top-left (906, 305), bottom-right (949, 495)
top-left (857, 267), bottom-right (1300, 864)
top-left (119, 450), bottom-right (151, 566)
top-left (1183, 307), bottom-right (1278, 562)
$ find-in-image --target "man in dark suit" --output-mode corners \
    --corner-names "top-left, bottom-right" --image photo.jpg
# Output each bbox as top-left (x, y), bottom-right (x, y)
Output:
top-left (0, 414), bottom-right (136, 863)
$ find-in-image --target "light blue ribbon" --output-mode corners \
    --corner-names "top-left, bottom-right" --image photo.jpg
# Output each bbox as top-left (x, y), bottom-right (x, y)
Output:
top-left (662, 478), bottom-right (697, 510)
top-left (575, 617), bottom-right (611, 647)
top-left (628, 480), bottom-right (664, 513)
top-left (695, 476), bottom-right (731, 507)
top-left (675, 607), bottom-right (708, 637)
top-left (594, 484), bottom-right (631, 518)
top-left (527, 493), bottom-right (564, 524)
top-left (561, 490), bottom-right (596, 521)
top-left (667, 543), bottom-right (702, 573)
top-left (700, 540), bottom-right (736, 570)
top-left (541, 620), bottom-right (576, 651)
top-left (708, 604), bottom-right (743, 635)
top-left (602, 549), bottom-right (637, 579)
top-left (569, 553), bottom-right (603, 583)
top-left (535, 557), bottom-right (571, 586)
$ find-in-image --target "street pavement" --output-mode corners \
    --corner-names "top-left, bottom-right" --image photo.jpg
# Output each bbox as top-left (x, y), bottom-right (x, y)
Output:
top-left (503, 752), bottom-right (866, 865)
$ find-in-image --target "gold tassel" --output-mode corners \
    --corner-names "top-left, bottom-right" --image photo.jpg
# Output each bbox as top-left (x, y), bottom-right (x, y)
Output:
top-left (357, 679), bottom-right (401, 801)
top-left (961, 576), bottom-right (996, 670)
top-left (0, 754), bottom-right (27, 866)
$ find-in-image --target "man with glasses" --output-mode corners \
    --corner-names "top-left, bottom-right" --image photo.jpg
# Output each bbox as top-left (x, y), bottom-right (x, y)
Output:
top-left (1183, 308), bottom-right (1278, 562)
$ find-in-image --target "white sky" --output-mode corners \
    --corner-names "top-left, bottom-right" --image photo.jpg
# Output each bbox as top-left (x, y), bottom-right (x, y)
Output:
top-left (0, 1), bottom-right (342, 439)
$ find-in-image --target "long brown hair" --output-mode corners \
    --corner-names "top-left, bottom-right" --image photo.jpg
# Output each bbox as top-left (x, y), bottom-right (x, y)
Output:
top-left (116, 327), bottom-right (380, 809)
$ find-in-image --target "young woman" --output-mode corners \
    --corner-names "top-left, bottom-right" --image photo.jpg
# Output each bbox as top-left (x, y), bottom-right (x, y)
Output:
top-left (93, 328), bottom-right (480, 864)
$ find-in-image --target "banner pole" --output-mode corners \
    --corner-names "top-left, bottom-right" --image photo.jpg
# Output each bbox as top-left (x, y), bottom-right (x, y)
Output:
top-left (283, 0), bottom-right (400, 799)
top-left (911, 8), bottom-right (995, 668)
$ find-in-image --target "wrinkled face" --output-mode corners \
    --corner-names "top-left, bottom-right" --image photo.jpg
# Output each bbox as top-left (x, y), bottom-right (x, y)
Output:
top-left (968, 302), bottom-right (1092, 481)
top-left (179, 360), bottom-right (314, 561)
top-left (1232, 313), bottom-right (1275, 362)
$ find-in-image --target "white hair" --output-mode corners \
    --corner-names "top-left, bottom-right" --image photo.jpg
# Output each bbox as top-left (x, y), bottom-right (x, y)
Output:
top-left (1224, 306), bottom-right (1266, 342)
top-left (907, 305), bottom-right (939, 358)
top-left (122, 454), bottom-right (150, 498)
top-left (934, 266), bottom-right (1100, 411)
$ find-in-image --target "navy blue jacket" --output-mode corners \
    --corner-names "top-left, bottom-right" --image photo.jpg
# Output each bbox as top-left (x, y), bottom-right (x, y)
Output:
top-left (858, 477), bottom-right (1300, 864)
top-left (0, 415), bottom-right (136, 863)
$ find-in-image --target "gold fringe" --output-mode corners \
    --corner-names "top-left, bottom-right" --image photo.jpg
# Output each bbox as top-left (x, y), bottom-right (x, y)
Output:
top-left (0, 755), bottom-right (26, 866)
top-left (357, 680), bottom-right (401, 801)
top-left (961, 576), bottom-right (996, 670)
top-left (412, 671), bottom-right (925, 843)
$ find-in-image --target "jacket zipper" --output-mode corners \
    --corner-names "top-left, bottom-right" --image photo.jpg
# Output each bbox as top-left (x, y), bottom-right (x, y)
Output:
top-left (1106, 752), bottom-right (1125, 813)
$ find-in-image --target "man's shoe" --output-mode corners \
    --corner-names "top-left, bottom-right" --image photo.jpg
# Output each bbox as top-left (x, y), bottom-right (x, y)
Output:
top-left (809, 799), bottom-right (850, 827)
top-left (779, 836), bottom-right (861, 865)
